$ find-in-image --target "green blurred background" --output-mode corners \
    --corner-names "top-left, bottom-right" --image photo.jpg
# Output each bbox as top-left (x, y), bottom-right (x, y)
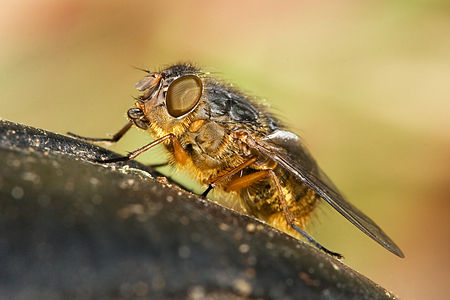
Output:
top-left (1, 0), bottom-right (449, 298)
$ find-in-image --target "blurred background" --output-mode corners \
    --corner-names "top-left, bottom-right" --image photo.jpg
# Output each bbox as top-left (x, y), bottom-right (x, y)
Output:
top-left (1, 0), bottom-right (449, 299)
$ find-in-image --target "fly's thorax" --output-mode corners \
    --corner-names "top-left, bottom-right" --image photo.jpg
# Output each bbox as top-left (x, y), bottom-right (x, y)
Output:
top-left (203, 80), bottom-right (281, 134)
top-left (169, 119), bottom-right (248, 184)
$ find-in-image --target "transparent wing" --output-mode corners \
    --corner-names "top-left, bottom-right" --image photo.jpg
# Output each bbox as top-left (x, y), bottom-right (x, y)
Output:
top-left (247, 130), bottom-right (404, 258)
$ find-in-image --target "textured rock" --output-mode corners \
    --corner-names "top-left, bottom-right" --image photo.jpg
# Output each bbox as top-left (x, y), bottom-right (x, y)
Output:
top-left (0, 120), bottom-right (397, 299)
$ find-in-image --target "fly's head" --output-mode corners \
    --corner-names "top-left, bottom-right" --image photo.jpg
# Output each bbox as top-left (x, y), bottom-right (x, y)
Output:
top-left (129, 63), bottom-right (208, 138)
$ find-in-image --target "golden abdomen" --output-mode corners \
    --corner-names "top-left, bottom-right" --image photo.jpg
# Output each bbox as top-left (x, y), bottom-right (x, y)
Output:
top-left (238, 166), bottom-right (319, 238)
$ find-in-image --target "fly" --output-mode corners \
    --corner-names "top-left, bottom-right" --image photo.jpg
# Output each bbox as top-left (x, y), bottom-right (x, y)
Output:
top-left (68, 63), bottom-right (404, 259)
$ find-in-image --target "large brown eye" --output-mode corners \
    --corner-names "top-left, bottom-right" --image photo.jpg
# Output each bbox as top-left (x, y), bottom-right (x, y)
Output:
top-left (166, 75), bottom-right (202, 118)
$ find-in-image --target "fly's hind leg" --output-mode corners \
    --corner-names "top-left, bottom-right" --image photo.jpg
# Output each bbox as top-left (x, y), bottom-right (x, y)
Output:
top-left (222, 167), bottom-right (343, 258)
top-left (267, 170), bottom-right (343, 259)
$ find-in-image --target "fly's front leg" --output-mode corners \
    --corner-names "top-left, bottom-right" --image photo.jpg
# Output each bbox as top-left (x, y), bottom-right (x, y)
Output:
top-left (68, 121), bottom-right (133, 144)
top-left (67, 106), bottom-right (151, 143)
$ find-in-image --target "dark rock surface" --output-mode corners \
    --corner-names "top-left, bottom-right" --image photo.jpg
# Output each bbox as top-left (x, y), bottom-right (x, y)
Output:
top-left (0, 120), bottom-right (398, 299)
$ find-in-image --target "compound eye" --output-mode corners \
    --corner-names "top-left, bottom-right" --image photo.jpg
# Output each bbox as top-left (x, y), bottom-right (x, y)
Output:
top-left (166, 75), bottom-right (202, 118)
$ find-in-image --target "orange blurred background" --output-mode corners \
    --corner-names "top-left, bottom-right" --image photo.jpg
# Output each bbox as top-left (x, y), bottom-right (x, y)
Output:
top-left (1, 1), bottom-right (449, 299)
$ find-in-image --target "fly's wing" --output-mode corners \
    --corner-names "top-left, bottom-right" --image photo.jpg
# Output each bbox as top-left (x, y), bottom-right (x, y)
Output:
top-left (248, 130), bottom-right (404, 258)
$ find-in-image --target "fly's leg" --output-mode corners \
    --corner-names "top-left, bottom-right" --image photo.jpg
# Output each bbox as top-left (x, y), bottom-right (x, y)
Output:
top-left (225, 170), bottom-right (271, 192)
top-left (208, 167), bottom-right (342, 258)
top-left (147, 162), bottom-right (169, 168)
top-left (97, 133), bottom-right (188, 164)
top-left (67, 121), bottom-right (133, 143)
top-left (67, 120), bottom-right (168, 167)
top-left (201, 157), bottom-right (257, 197)
top-left (267, 170), bottom-right (343, 259)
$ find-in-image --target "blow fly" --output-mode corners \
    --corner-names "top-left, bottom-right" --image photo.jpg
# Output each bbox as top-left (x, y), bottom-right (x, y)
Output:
top-left (69, 63), bottom-right (404, 259)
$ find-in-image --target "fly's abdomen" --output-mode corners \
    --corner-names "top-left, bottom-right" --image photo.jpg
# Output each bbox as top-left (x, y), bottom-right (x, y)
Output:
top-left (238, 167), bottom-right (319, 237)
